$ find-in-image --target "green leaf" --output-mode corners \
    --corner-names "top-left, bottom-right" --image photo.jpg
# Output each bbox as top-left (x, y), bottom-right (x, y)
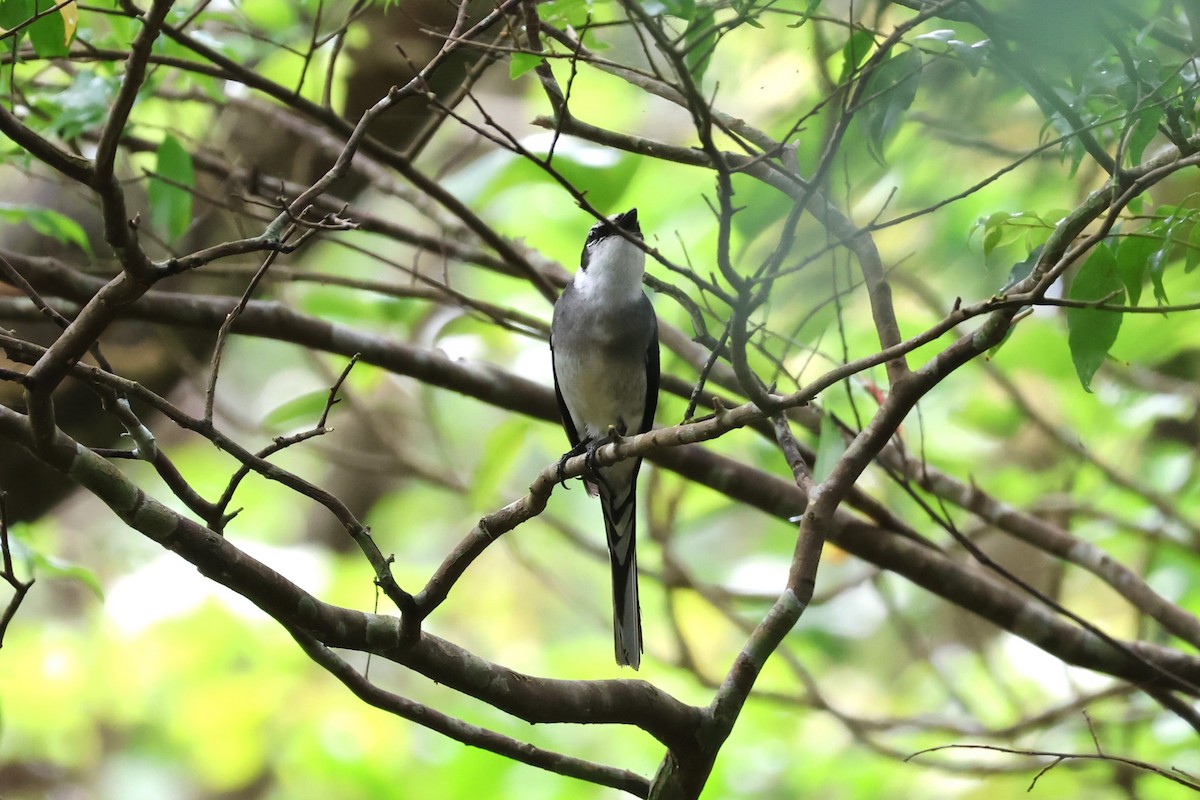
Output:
top-left (1149, 247), bottom-right (1169, 304)
top-left (0, 0), bottom-right (34, 67)
top-left (509, 52), bottom-right (544, 79)
top-left (44, 70), bottom-right (120, 139)
top-left (1066, 244), bottom-right (1125, 392)
top-left (261, 389), bottom-right (331, 430)
top-left (28, 0), bottom-right (71, 58)
top-left (974, 212), bottom-right (1057, 271)
top-left (149, 134), bottom-right (195, 242)
top-left (682, 7), bottom-right (717, 82)
top-left (812, 411), bottom-right (846, 484)
top-left (974, 210), bottom-right (1011, 242)
top-left (1125, 103), bottom-right (1163, 166)
top-left (1186, 221), bottom-right (1200, 273)
top-left (0, 204), bottom-right (91, 253)
top-left (539, 0), bottom-right (591, 27)
top-left (1001, 247), bottom-right (1041, 292)
top-left (982, 222), bottom-right (1003, 256)
top-left (1114, 233), bottom-right (1156, 307)
top-left (1143, 205), bottom-right (1189, 298)
top-left (660, 0), bottom-right (695, 20)
top-left (988, 248), bottom-right (1041, 357)
top-left (787, 0), bottom-right (821, 28)
top-left (30, 552), bottom-right (104, 599)
top-left (838, 29), bottom-right (874, 84)
top-left (0, 0), bottom-right (33, 31)
top-left (858, 47), bottom-right (922, 162)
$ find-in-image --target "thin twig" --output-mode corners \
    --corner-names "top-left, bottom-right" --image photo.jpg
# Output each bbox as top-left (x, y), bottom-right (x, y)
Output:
top-left (906, 743), bottom-right (1200, 792)
top-left (0, 492), bottom-right (35, 648)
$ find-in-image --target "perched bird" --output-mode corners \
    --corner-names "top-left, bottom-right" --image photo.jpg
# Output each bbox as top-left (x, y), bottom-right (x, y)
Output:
top-left (550, 208), bottom-right (660, 669)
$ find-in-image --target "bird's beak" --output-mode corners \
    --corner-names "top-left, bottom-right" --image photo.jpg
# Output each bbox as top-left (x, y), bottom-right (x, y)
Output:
top-left (615, 208), bottom-right (641, 235)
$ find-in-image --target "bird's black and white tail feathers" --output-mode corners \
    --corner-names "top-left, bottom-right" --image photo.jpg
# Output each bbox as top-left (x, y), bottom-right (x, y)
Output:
top-left (596, 459), bottom-right (642, 669)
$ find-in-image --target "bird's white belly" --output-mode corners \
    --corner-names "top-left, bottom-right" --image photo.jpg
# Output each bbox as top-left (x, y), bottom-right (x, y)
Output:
top-left (556, 349), bottom-right (646, 440)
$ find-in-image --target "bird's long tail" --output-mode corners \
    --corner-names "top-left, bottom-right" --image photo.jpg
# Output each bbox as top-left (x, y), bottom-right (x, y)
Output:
top-left (598, 460), bottom-right (642, 669)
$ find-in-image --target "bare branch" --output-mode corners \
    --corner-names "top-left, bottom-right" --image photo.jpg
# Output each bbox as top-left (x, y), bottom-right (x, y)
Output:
top-left (0, 492), bottom-right (34, 648)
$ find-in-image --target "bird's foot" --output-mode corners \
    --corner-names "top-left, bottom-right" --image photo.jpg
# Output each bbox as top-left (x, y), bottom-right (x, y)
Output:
top-left (556, 440), bottom-right (589, 488)
top-left (584, 424), bottom-right (630, 476)
top-left (555, 454), bottom-right (572, 489)
top-left (589, 432), bottom-right (630, 484)
top-left (583, 436), bottom-right (610, 478)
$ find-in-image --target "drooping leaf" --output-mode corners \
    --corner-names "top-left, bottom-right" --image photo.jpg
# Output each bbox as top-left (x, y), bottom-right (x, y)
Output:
top-left (0, 0), bottom-right (34, 30)
top-left (982, 217), bottom-right (1006, 257)
top-left (538, 0), bottom-right (591, 27)
top-left (1186, 220), bottom-right (1200, 273)
top-left (149, 134), bottom-right (195, 243)
top-left (30, 552), bottom-right (104, 599)
top-left (1142, 205), bottom-right (1189, 299)
top-left (509, 52), bottom-right (544, 79)
top-left (59, 0), bottom-right (77, 39)
top-left (44, 70), bottom-right (120, 139)
top-left (262, 389), bottom-right (332, 431)
top-left (725, 0), bottom-right (764, 28)
top-left (787, 0), bottom-right (821, 28)
top-left (1148, 246), bottom-right (1169, 304)
top-left (0, 0), bottom-right (34, 66)
top-left (838, 29), bottom-right (874, 84)
top-left (1053, 126), bottom-right (1087, 178)
top-left (0, 203), bottom-right (91, 253)
top-left (1125, 103), bottom-right (1163, 166)
top-left (987, 248), bottom-right (1041, 357)
top-left (28, 0), bottom-right (72, 58)
top-left (660, 0), bottom-right (695, 20)
top-left (1066, 243), bottom-right (1125, 392)
top-left (858, 47), bottom-right (923, 162)
top-left (974, 211), bottom-right (1052, 271)
top-left (682, 7), bottom-right (718, 82)
top-left (1114, 232), bottom-right (1157, 307)
top-left (1001, 246), bottom-right (1041, 293)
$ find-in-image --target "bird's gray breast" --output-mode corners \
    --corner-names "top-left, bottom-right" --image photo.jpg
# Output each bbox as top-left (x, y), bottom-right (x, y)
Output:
top-left (552, 286), bottom-right (654, 440)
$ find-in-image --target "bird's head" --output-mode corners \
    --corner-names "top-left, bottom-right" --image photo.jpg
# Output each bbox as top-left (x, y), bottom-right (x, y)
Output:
top-left (580, 208), bottom-right (644, 276)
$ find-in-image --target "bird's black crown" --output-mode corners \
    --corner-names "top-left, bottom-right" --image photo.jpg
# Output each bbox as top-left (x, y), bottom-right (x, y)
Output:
top-left (586, 208), bottom-right (641, 246)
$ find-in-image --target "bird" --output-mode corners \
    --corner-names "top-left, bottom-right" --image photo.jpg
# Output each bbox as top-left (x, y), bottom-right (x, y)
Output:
top-left (550, 207), bottom-right (660, 669)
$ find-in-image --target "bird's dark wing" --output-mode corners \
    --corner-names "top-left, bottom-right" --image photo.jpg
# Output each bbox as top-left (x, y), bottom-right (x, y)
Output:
top-left (639, 299), bottom-right (659, 436)
top-left (550, 331), bottom-right (582, 449)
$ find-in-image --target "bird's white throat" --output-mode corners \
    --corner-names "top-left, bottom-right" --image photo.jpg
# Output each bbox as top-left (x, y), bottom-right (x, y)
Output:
top-left (574, 237), bottom-right (646, 304)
